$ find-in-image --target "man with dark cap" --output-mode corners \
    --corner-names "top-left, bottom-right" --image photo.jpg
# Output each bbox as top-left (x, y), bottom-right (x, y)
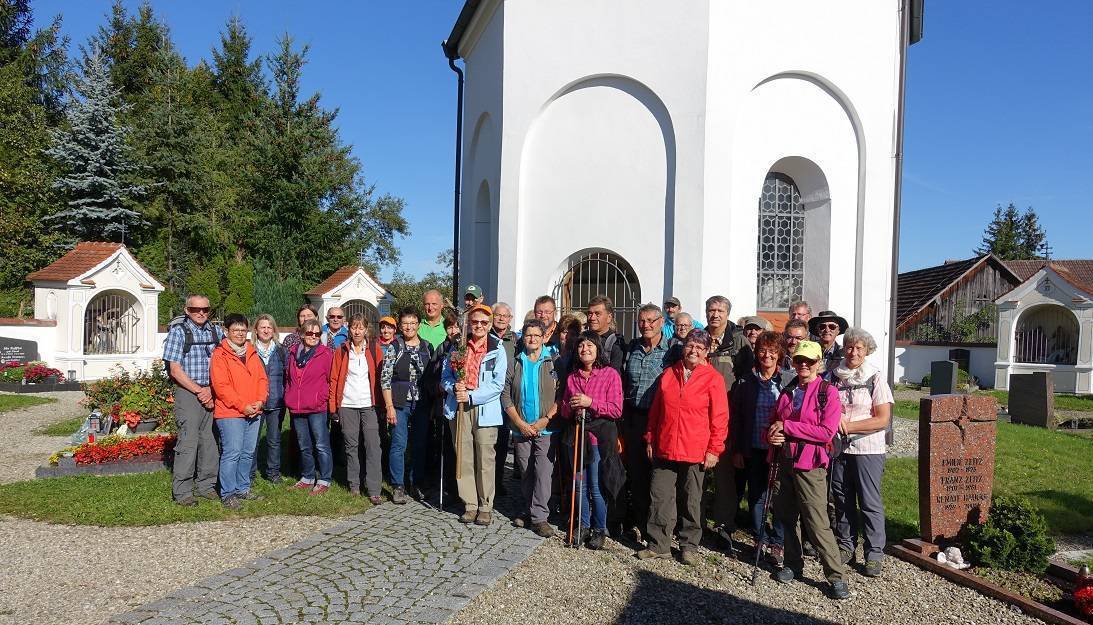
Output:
top-left (662, 296), bottom-right (704, 341)
top-left (808, 310), bottom-right (849, 373)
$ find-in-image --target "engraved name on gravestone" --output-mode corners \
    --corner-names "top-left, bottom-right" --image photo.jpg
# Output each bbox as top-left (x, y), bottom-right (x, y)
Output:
top-left (0, 337), bottom-right (39, 364)
top-left (930, 360), bottom-right (958, 395)
top-left (1009, 372), bottom-right (1055, 429)
top-left (919, 394), bottom-right (998, 545)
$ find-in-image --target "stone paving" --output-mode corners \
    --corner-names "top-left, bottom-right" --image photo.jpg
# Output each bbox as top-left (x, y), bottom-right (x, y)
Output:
top-left (104, 490), bottom-right (544, 625)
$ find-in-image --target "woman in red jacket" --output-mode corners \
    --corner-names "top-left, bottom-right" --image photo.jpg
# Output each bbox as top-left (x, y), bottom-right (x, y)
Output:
top-left (639, 330), bottom-right (728, 565)
top-left (210, 313), bottom-right (269, 509)
top-left (329, 314), bottom-right (383, 504)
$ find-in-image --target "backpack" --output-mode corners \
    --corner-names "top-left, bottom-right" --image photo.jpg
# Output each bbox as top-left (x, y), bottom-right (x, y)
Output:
top-left (164, 315), bottom-right (223, 358)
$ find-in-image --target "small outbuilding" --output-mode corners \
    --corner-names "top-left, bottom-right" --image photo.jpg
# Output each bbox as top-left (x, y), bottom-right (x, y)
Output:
top-left (304, 265), bottom-right (394, 331)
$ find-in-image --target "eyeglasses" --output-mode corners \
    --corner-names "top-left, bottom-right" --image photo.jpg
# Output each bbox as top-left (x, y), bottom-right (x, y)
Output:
top-left (677, 325), bottom-right (693, 331)
top-left (524, 333), bottom-right (543, 340)
top-left (469, 320), bottom-right (490, 327)
top-left (228, 328), bottom-right (248, 335)
top-left (784, 334), bottom-right (803, 342)
top-left (755, 350), bottom-right (778, 359)
top-left (303, 331), bottom-right (322, 338)
top-left (187, 307), bottom-right (210, 314)
top-left (817, 322), bottom-right (840, 331)
top-left (327, 315), bottom-right (343, 320)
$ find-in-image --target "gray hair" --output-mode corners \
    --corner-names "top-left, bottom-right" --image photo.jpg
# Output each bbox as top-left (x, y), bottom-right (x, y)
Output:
top-left (676, 312), bottom-right (693, 324)
top-left (842, 327), bottom-right (877, 355)
top-left (705, 295), bottom-right (731, 312)
top-left (492, 302), bottom-right (512, 315)
top-left (788, 300), bottom-right (812, 315)
top-left (185, 293), bottom-right (209, 306)
top-left (638, 303), bottom-right (663, 319)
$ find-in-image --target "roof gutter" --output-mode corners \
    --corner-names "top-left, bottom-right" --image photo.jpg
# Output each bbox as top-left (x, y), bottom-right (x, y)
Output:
top-left (443, 0), bottom-right (482, 60)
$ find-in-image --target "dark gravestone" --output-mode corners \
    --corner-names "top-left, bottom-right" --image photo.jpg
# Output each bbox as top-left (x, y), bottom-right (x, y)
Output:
top-left (930, 360), bottom-right (958, 395)
top-left (0, 337), bottom-right (38, 364)
top-left (917, 394), bottom-right (998, 547)
top-left (1009, 372), bottom-right (1055, 429)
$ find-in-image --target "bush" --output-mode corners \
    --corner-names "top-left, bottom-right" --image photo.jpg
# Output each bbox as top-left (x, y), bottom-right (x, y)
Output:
top-left (0, 361), bottom-right (64, 383)
top-left (82, 361), bottom-right (175, 432)
top-left (921, 368), bottom-right (971, 389)
top-left (964, 495), bottom-right (1056, 574)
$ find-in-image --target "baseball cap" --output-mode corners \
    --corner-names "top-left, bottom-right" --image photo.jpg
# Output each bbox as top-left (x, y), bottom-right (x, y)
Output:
top-left (467, 303), bottom-right (493, 318)
top-left (739, 315), bottom-right (773, 331)
top-left (664, 296), bottom-right (681, 307)
top-left (379, 316), bottom-right (396, 328)
top-left (464, 284), bottom-right (483, 299)
top-left (792, 340), bottom-right (823, 362)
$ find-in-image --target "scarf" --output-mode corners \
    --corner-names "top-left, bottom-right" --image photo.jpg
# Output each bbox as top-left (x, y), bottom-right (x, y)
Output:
top-left (832, 359), bottom-right (879, 387)
top-left (295, 344), bottom-right (318, 368)
top-left (229, 340), bottom-right (249, 359)
top-left (255, 339), bottom-right (274, 365)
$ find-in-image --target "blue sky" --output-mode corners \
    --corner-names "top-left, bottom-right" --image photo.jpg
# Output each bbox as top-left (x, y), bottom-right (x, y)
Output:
top-left (32, 1), bottom-right (1093, 278)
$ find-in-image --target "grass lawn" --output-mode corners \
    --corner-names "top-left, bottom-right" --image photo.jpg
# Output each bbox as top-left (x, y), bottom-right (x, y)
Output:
top-left (0, 393), bottom-right (55, 413)
top-left (32, 416), bottom-right (85, 436)
top-left (978, 389), bottom-right (1093, 412)
top-left (893, 399), bottom-right (919, 420)
top-left (0, 471), bottom-right (372, 526)
top-left (884, 417), bottom-right (1093, 542)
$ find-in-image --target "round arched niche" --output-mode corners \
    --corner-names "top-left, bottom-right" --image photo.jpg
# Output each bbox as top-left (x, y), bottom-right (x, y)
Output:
top-left (1014, 303), bottom-right (1079, 365)
top-left (550, 247), bottom-right (642, 338)
top-left (83, 289), bottom-right (144, 355)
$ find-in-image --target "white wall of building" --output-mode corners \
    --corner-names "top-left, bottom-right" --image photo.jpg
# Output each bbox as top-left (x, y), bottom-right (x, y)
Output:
top-left (893, 345), bottom-right (998, 388)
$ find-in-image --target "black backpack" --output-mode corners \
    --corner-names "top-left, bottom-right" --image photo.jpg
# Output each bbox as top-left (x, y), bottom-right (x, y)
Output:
top-left (164, 315), bottom-right (223, 358)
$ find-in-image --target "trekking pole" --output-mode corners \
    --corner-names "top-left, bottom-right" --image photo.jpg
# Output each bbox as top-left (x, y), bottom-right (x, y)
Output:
top-left (751, 444), bottom-right (782, 585)
top-left (568, 416), bottom-right (580, 548)
top-left (439, 416), bottom-right (445, 509)
top-left (575, 408), bottom-right (587, 550)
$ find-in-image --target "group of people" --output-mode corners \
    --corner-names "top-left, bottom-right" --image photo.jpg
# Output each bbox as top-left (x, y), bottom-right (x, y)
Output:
top-left (166, 288), bottom-right (892, 601)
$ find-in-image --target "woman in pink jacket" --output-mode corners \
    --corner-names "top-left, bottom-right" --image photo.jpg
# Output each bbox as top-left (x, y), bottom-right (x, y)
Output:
top-left (768, 340), bottom-right (849, 600)
top-left (285, 318), bottom-right (334, 495)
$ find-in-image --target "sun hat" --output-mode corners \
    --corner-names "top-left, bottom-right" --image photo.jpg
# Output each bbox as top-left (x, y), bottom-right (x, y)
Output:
top-left (808, 310), bottom-right (848, 336)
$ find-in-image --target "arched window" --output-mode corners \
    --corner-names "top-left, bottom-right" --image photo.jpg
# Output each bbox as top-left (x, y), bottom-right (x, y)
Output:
top-left (341, 299), bottom-right (380, 335)
top-left (552, 251), bottom-right (641, 337)
top-left (1015, 304), bottom-right (1078, 365)
top-left (84, 291), bottom-right (141, 354)
top-left (756, 172), bottom-right (804, 311)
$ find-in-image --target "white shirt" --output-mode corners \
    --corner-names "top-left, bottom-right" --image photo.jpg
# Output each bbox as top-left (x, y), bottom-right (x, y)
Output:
top-left (340, 348), bottom-right (373, 409)
top-left (837, 374), bottom-right (893, 455)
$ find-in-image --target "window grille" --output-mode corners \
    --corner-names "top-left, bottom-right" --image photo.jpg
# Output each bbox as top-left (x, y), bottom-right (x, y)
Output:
top-left (756, 172), bottom-right (804, 310)
top-left (84, 292), bottom-right (141, 355)
top-left (552, 251), bottom-right (641, 338)
top-left (341, 300), bottom-right (380, 336)
top-left (1015, 305), bottom-right (1078, 365)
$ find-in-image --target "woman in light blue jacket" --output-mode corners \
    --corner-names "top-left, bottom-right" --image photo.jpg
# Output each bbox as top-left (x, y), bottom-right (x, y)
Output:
top-left (441, 304), bottom-right (508, 526)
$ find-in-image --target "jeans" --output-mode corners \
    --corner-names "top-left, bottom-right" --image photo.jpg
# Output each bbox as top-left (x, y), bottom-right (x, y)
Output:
top-left (745, 449), bottom-right (784, 546)
top-left (216, 416), bottom-right (261, 498)
top-left (389, 400), bottom-right (430, 488)
top-left (251, 407), bottom-right (284, 481)
top-left (579, 443), bottom-right (607, 530)
top-left (292, 412), bottom-right (332, 485)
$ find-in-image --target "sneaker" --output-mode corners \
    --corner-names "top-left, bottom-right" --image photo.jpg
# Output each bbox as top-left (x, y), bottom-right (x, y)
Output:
top-left (265, 474), bottom-right (282, 483)
top-left (175, 497), bottom-right (197, 507)
top-left (368, 495), bottom-right (383, 505)
top-left (839, 549), bottom-right (854, 566)
top-left (829, 580), bottom-right (850, 600)
top-left (587, 529), bottom-right (607, 550)
top-left (474, 511), bottom-right (492, 526)
top-left (773, 567), bottom-right (798, 584)
top-left (222, 496), bottom-right (242, 510)
top-left (198, 490), bottom-right (219, 500)
top-left (391, 487), bottom-right (408, 505)
top-left (309, 484), bottom-right (329, 496)
top-left (532, 522), bottom-right (555, 538)
top-left (460, 510), bottom-right (477, 524)
top-left (803, 541), bottom-right (817, 559)
top-left (636, 548), bottom-right (672, 561)
top-left (239, 491), bottom-right (264, 501)
top-left (292, 480), bottom-right (315, 491)
top-left (765, 544), bottom-right (785, 567)
top-left (679, 548), bottom-right (700, 566)
top-left (512, 515), bottom-right (529, 529)
top-left (864, 559), bottom-right (883, 578)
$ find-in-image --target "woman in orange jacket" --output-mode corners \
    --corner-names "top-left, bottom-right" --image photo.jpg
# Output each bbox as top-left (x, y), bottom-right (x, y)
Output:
top-left (329, 313), bottom-right (384, 503)
top-left (210, 313), bottom-right (269, 509)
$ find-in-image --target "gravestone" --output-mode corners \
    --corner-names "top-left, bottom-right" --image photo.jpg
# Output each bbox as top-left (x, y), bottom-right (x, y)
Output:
top-left (0, 337), bottom-right (38, 364)
top-left (1009, 372), bottom-right (1055, 429)
top-left (917, 394), bottom-right (998, 547)
top-left (930, 360), bottom-right (958, 394)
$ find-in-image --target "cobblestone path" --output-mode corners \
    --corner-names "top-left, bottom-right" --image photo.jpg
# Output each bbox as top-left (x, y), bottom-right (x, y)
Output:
top-left (105, 490), bottom-right (545, 625)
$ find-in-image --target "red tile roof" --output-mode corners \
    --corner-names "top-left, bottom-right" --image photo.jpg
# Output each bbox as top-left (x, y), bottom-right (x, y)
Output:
top-left (305, 265), bottom-right (362, 297)
top-left (1004, 260), bottom-right (1093, 295)
top-left (26, 242), bottom-right (124, 283)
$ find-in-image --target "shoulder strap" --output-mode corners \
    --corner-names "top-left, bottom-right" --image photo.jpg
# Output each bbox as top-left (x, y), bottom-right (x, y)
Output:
top-left (817, 379), bottom-right (830, 411)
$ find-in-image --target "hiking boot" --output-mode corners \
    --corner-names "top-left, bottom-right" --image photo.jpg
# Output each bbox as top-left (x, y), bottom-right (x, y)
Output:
top-left (636, 548), bottom-right (671, 561)
top-left (803, 541), bottom-right (817, 558)
top-left (587, 529), bottom-right (607, 550)
top-left (774, 567), bottom-right (798, 584)
top-left (198, 490), bottom-right (219, 500)
top-left (679, 548), bottom-right (701, 566)
top-left (265, 474), bottom-right (282, 483)
top-left (765, 544), bottom-right (785, 567)
top-left (239, 491), bottom-right (264, 501)
top-left (512, 515), bottom-right (529, 529)
top-left (460, 510), bottom-right (477, 524)
top-left (532, 522), bottom-right (555, 538)
top-left (221, 496), bottom-right (242, 510)
top-left (309, 484), bottom-right (329, 496)
top-left (368, 495), bottom-right (383, 505)
top-left (864, 559), bottom-right (883, 578)
top-left (715, 526), bottom-right (738, 556)
top-left (474, 511), bottom-right (492, 526)
top-left (391, 487), bottom-right (408, 505)
top-left (829, 580), bottom-right (850, 600)
top-left (175, 497), bottom-right (197, 507)
top-left (839, 549), bottom-right (854, 566)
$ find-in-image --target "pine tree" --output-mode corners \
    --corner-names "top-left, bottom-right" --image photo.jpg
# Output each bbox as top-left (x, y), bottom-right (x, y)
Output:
top-left (1017, 207), bottom-right (1049, 260)
top-left (976, 203), bottom-right (1023, 260)
top-left (45, 48), bottom-right (145, 240)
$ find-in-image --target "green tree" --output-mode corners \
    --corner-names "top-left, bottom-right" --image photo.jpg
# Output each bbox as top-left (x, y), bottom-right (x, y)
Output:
top-left (386, 250), bottom-right (454, 313)
top-left (88, 0), bottom-right (168, 115)
top-left (223, 261), bottom-right (254, 315)
top-left (977, 203), bottom-right (1049, 260)
top-left (184, 259), bottom-right (224, 316)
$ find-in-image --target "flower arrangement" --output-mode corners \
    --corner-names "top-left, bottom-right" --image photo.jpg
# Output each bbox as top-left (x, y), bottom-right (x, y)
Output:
top-left (49, 434), bottom-right (177, 466)
top-left (82, 361), bottom-right (175, 432)
top-left (1075, 571), bottom-right (1093, 617)
top-left (0, 361), bottom-right (64, 383)
top-left (448, 343), bottom-right (468, 383)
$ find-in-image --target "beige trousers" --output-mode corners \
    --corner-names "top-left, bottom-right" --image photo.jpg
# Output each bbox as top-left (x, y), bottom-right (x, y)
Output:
top-left (449, 406), bottom-right (498, 513)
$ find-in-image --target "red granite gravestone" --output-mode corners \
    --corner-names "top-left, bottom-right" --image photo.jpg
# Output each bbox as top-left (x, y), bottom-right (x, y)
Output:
top-left (913, 394), bottom-right (998, 551)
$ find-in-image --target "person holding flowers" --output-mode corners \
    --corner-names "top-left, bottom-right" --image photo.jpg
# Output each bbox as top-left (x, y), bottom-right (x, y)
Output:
top-left (442, 304), bottom-right (508, 526)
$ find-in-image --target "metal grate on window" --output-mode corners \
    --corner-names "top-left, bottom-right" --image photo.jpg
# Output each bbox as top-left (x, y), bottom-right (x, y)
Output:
top-left (341, 299), bottom-right (380, 336)
top-left (552, 251), bottom-right (641, 339)
top-left (84, 292), bottom-right (141, 355)
top-left (756, 172), bottom-right (804, 310)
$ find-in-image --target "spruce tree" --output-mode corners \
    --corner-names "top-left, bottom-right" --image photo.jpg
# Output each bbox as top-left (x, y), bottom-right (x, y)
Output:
top-left (976, 203), bottom-right (1022, 260)
top-left (1017, 207), bottom-right (1049, 259)
top-left (45, 48), bottom-right (145, 240)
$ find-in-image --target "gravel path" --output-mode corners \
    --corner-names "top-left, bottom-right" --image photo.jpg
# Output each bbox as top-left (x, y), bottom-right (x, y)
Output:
top-left (0, 390), bottom-right (87, 484)
top-left (450, 535), bottom-right (1045, 625)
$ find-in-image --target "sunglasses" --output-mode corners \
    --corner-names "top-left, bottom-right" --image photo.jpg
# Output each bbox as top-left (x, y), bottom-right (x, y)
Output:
top-left (469, 320), bottom-right (490, 327)
top-left (187, 307), bottom-right (211, 314)
top-left (792, 357), bottom-right (818, 366)
top-left (817, 322), bottom-right (840, 331)
top-left (303, 331), bottom-right (322, 338)
top-left (327, 315), bottom-right (343, 320)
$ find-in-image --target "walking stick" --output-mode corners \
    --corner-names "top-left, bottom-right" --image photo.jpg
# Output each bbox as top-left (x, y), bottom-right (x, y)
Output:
top-left (568, 415), bottom-right (580, 547)
top-left (575, 408), bottom-right (587, 550)
top-left (455, 402), bottom-right (464, 481)
top-left (439, 413), bottom-right (446, 509)
top-left (751, 443), bottom-right (783, 585)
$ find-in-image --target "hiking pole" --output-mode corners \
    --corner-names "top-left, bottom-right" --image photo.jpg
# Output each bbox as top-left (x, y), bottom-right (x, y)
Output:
top-left (751, 444), bottom-right (782, 586)
top-left (568, 415), bottom-right (580, 548)
top-left (575, 408), bottom-right (587, 550)
top-left (439, 416), bottom-right (445, 509)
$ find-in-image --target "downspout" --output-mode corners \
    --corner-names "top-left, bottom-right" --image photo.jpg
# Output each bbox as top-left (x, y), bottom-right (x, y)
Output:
top-left (444, 44), bottom-right (465, 304)
top-left (888, 0), bottom-right (912, 388)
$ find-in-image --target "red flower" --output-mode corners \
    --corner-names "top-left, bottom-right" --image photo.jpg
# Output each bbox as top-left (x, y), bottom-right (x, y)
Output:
top-left (72, 435), bottom-right (177, 465)
top-left (1076, 586), bottom-right (1093, 617)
